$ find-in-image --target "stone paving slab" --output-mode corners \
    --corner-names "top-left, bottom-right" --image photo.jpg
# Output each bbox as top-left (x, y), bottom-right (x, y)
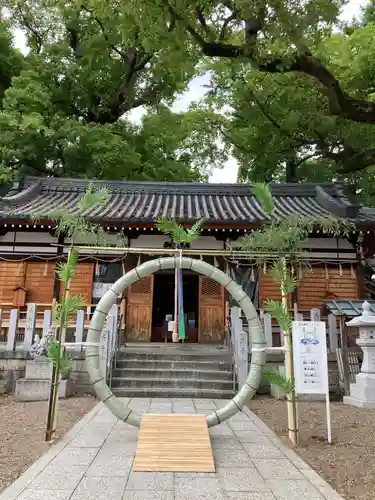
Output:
top-left (0, 398), bottom-right (344, 500)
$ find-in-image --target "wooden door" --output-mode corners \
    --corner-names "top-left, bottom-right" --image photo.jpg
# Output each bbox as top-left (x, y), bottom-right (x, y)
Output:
top-left (126, 276), bottom-right (154, 341)
top-left (199, 276), bottom-right (225, 343)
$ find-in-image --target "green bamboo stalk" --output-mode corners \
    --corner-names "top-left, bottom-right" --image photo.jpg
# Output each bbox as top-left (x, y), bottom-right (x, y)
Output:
top-left (279, 258), bottom-right (299, 446)
top-left (45, 248), bottom-right (72, 442)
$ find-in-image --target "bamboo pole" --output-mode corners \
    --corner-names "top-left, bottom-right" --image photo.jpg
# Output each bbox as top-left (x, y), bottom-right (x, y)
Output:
top-left (280, 258), bottom-right (299, 446)
top-left (63, 244), bottom-right (302, 259)
top-left (173, 267), bottom-right (178, 343)
top-left (45, 248), bottom-right (72, 442)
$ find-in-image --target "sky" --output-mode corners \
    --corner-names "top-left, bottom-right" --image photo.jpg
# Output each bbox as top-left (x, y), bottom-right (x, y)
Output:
top-left (12, 0), bottom-right (367, 183)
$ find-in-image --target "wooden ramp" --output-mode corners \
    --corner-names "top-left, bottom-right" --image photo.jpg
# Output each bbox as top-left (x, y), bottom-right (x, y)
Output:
top-left (133, 414), bottom-right (215, 472)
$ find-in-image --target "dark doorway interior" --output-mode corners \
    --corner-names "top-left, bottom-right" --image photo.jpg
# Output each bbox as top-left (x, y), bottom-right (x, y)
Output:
top-left (151, 272), bottom-right (199, 342)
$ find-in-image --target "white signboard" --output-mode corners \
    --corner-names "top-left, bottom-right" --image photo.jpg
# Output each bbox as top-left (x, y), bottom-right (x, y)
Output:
top-left (292, 321), bottom-right (329, 395)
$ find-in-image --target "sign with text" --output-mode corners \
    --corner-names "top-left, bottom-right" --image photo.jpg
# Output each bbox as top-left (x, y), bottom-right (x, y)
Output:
top-left (292, 321), bottom-right (329, 395)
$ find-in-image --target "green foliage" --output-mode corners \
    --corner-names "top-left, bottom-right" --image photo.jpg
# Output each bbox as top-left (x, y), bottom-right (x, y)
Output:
top-left (0, 2), bottom-right (211, 183)
top-left (252, 183), bottom-right (275, 214)
top-left (155, 217), bottom-right (205, 245)
top-left (232, 213), bottom-right (353, 255)
top-left (54, 295), bottom-right (85, 329)
top-left (264, 299), bottom-right (293, 334)
top-left (263, 366), bottom-right (294, 394)
top-left (270, 262), bottom-right (296, 293)
top-left (45, 339), bottom-right (72, 378)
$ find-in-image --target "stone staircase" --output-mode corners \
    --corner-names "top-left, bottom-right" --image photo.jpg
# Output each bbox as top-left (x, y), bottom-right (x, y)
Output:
top-left (110, 345), bottom-right (235, 399)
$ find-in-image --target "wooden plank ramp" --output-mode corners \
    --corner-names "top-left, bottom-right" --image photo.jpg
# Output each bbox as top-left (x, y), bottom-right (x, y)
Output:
top-left (133, 414), bottom-right (215, 472)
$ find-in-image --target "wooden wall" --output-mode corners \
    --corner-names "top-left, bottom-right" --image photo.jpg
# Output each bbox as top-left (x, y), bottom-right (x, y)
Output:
top-left (25, 262), bottom-right (55, 303)
top-left (0, 261), bottom-right (96, 307)
top-left (0, 261), bottom-right (55, 304)
top-left (61, 263), bottom-right (94, 304)
top-left (259, 265), bottom-right (358, 310)
top-left (297, 267), bottom-right (358, 309)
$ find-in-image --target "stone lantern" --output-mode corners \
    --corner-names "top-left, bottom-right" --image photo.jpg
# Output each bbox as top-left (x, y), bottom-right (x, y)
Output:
top-left (343, 300), bottom-right (375, 408)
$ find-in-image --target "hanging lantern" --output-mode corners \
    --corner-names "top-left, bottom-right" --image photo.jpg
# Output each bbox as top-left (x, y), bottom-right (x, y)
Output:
top-left (339, 264), bottom-right (343, 276)
top-left (43, 261), bottom-right (48, 277)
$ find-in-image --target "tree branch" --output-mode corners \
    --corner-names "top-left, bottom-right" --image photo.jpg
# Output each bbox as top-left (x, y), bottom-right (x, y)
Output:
top-left (337, 148), bottom-right (375, 174)
top-left (16, 3), bottom-right (44, 53)
top-left (167, 5), bottom-right (207, 47)
top-left (82, 6), bottom-right (126, 59)
top-left (219, 11), bottom-right (238, 41)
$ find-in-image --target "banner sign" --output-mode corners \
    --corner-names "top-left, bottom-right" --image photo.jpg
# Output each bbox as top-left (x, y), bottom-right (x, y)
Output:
top-left (292, 321), bottom-right (329, 395)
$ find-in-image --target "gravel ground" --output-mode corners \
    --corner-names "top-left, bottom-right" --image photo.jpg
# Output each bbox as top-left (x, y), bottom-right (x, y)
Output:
top-left (249, 396), bottom-right (375, 500)
top-left (0, 394), bottom-right (97, 491)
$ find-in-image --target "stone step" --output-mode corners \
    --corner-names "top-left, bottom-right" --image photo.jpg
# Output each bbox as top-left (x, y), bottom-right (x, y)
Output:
top-left (111, 377), bottom-right (234, 390)
top-left (112, 368), bottom-right (233, 380)
top-left (111, 387), bottom-right (235, 399)
top-left (117, 351), bottom-right (231, 363)
top-left (114, 359), bottom-right (232, 372)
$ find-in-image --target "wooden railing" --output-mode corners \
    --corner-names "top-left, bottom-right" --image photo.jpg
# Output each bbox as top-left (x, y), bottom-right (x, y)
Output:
top-left (0, 302), bottom-right (121, 352)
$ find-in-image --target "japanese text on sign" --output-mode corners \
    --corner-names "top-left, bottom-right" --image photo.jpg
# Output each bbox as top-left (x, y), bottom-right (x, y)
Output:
top-left (292, 321), bottom-right (329, 395)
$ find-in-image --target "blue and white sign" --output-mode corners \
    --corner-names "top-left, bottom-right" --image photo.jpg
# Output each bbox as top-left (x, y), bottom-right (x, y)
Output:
top-left (292, 321), bottom-right (329, 395)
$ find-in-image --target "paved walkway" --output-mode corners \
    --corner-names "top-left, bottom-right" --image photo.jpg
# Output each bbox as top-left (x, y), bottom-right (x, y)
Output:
top-left (0, 398), bottom-right (343, 500)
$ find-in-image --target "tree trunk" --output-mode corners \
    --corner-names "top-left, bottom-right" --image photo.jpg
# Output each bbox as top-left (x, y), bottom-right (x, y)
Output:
top-left (285, 155), bottom-right (298, 183)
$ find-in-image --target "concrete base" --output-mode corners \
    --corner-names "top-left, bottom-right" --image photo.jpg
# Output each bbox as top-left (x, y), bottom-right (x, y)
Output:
top-left (343, 396), bottom-right (375, 409)
top-left (15, 378), bottom-right (68, 401)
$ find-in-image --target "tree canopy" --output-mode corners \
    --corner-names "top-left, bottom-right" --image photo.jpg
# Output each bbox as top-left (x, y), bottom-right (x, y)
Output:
top-left (1, 0), bottom-right (375, 195)
top-left (0, 1), bottom-right (216, 183)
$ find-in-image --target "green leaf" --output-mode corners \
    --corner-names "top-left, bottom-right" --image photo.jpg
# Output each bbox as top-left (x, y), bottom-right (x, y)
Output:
top-left (264, 299), bottom-right (292, 333)
top-left (252, 183), bottom-right (275, 214)
top-left (155, 217), bottom-right (205, 245)
top-left (263, 366), bottom-right (294, 394)
top-left (45, 339), bottom-right (72, 377)
top-left (54, 295), bottom-right (85, 328)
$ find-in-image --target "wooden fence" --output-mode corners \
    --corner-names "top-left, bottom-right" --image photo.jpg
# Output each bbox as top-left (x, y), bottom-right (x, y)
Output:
top-left (0, 302), bottom-right (119, 353)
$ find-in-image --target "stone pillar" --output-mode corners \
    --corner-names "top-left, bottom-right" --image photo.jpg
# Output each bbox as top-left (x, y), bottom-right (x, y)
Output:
top-left (343, 301), bottom-right (375, 408)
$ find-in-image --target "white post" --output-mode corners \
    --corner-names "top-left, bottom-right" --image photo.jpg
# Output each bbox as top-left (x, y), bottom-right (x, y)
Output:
top-left (326, 393), bottom-right (332, 444)
top-left (328, 314), bottom-right (338, 353)
top-left (75, 310), bottom-right (85, 352)
top-left (263, 313), bottom-right (273, 347)
top-left (42, 310), bottom-right (52, 337)
top-left (23, 303), bottom-right (36, 351)
top-left (7, 309), bottom-right (19, 351)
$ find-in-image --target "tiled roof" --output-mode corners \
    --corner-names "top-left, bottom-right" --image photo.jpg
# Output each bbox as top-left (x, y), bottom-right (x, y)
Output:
top-left (0, 176), bottom-right (373, 226)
